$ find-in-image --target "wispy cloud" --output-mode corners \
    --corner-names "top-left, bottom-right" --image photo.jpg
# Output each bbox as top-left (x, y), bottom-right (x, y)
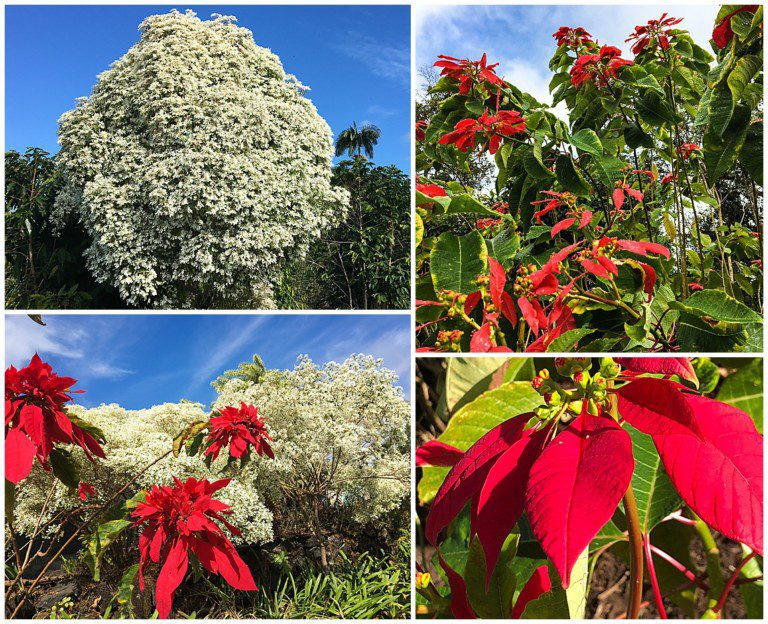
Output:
top-left (365, 104), bottom-right (399, 118)
top-left (183, 317), bottom-right (269, 394)
top-left (335, 31), bottom-right (410, 85)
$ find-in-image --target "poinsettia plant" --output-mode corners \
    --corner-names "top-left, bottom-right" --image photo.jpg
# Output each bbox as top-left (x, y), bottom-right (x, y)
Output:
top-left (415, 356), bottom-right (763, 619)
top-left (416, 7), bottom-right (763, 352)
top-left (5, 356), bottom-right (272, 619)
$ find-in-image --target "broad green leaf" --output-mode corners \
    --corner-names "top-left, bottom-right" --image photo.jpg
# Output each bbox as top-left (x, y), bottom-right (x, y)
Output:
top-left (440, 358), bottom-right (507, 417)
top-left (692, 357), bottom-right (721, 394)
top-left (555, 155), bottom-right (591, 195)
top-left (636, 91), bottom-right (677, 126)
top-left (590, 519), bottom-right (626, 551)
top-left (590, 155), bottom-right (627, 187)
top-left (415, 213), bottom-right (423, 248)
top-left (669, 289), bottom-right (763, 324)
top-left (569, 129), bottom-right (602, 156)
top-left (565, 548), bottom-right (589, 619)
top-left (717, 359), bottom-right (763, 432)
top-left (418, 382), bottom-right (542, 504)
top-left (676, 313), bottom-right (752, 352)
top-left (740, 122), bottom-right (763, 185)
top-left (703, 103), bottom-right (751, 184)
top-left (465, 534), bottom-right (519, 618)
top-left (445, 194), bottom-right (501, 217)
top-left (50, 448), bottom-right (80, 489)
top-left (84, 518), bottom-right (132, 581)
top-left (117, 563), bottom-right (139, 617)
top-left (520, 566), bottom-right (569, 619)
top-left (624, 123), bottom-right (654, 149)
top-left (626, 425), bottom-right (682, 533)
top-left (546, 328), bottom-right (596, 352)
top-left (430, 230), bottom-right (488, 295)
top-left (486, 229), bottom-right (520, 265)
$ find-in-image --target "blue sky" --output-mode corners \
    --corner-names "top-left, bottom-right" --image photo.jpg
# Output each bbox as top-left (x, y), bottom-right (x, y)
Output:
top-left (416, 4), bottom-right (718, 110)
top-left (5, 5), bottom-right (410, 171)
top-left (5, 314), bottom-right (411, 409)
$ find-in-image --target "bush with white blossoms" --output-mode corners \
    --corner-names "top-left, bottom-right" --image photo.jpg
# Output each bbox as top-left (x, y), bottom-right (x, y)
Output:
top-left (54, 10), bottom-right (349, 308)
top-left (12, 355), bottom-right (409, 547)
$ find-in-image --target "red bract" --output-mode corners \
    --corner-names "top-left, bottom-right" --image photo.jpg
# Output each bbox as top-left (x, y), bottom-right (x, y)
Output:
top-left (416, 440), bottom-right (463, 467)
top-left (553, 26), bottom-right (593, 47)
top-left (78, 482), bottom-right (97, 501)
top-left (612, 181), bottom-right (644, 209)
top-left (660, 171), bottom-right (675, 185)
top-left (615, 357), bottom-right (697, 385)
top-left (678, 143), bottom-right (701, 159)
top-left (570, 45), bottom-right (634, 88)
top-left (531, 190), bottom-right (575, 222)
top-left (439, 109), bottom-right (526, 155)
top-left (689, 282), bottom-right (704, 291)
top-left (416, 183), bottom-right (447, 198)
top-left (205, 403), bottom-right (274, 462)
top-left (625, 13), bottom-right (683, 55)
top-left (5, 355), bottom-right (104, 484)
top-left (132, 477), bottom-right (257, 619)
top-left (712, 5), bottom-right (759, 48)
top-left (434, 53), bottom-right (506, 95)
top-left (415, 120), bottom-right (428, 142)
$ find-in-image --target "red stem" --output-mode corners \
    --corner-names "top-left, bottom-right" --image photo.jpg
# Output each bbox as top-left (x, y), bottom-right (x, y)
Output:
top-left (713, 551), bottom-right (756, 614)
top-left (650, 544), bottom-right (708, 590)
top-left (644, 534), bottom-right (668, 619)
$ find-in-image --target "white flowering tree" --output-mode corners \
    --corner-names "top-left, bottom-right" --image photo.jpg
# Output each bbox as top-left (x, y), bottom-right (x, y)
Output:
top-left (13, 355), bottom-right (410, 565)
top-left (55, 10), bottom-right (349, 308)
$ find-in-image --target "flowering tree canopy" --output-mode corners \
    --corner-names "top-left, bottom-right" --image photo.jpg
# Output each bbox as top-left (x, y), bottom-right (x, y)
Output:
top-left (416, 9), bottom-right (763, 352)
top-left (55, 10), bottom-right (349, 308)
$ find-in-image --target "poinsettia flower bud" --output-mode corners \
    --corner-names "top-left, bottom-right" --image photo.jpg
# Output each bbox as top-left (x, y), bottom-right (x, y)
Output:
top-left (554, 357), bottom-right (591, 377)
top-left (599, 357), bottom-right (622, 378)
top-left (415, 572), bottom-right (431, 589)
top-left (574, 370), bottom-right (591, 390)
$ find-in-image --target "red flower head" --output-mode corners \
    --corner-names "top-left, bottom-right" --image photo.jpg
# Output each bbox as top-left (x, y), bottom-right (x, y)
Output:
top-left (5, 355), bottom-right (104, 485)
top-left (439, 109), bottom-right (526, 155)
top-left (132, 477), bottom-right (257, 619)
top-left (434, 53), bottom-right (507, 95)
top-left (531, 190), bottom-right (576, 223)
top-left (689, 282), bottom-right (704, 291)
top-left (678, 143), bottom-right (701, 159)
top-left (660, 172), bottom-right (675, 185)
top-left (570, 45), bottom-right (634, 88)
top-left (416, 183), bottom-right (447, 198)
top-left (553, 26), bottom-right (593, 47)
top-left (626, 13), bottom-right (683, 55)
top-left (713, 5), bottom-right (759, 48)
top-left (415, 120), bottom-right (428, 142)
top-left (205, 403), bottom-right (274, 463)
top-left (78, 482), bottom-right (97, 501)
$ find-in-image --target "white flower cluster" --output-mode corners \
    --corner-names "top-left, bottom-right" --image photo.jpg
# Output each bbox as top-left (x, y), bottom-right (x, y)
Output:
top-left (54, 10), bottom-right (349, 308)
top-left (12, 355), bottom-right (409, 546)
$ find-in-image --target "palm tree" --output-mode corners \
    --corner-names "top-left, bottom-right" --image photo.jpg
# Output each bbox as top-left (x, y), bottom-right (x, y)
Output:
top-left (334, 122), bottom-right (381, 160)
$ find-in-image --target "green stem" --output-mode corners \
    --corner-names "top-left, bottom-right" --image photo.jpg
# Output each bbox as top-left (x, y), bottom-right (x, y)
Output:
top-left (693, 513), bottom-right (723, 614)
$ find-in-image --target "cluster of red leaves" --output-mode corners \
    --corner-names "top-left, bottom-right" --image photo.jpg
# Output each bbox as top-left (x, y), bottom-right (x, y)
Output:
top-left (417, 358), bottom-right (763, 616)
top-left (132, 477), bottom-right (257, 619)
top-left (713, 5), bottom-right (759, 48)
top-left (625, 13), bottom-right (683, 55)
top-left (78, 482), bottom-right (97, 501)
top-left (434, 53), bottom-right (507, 95)
top-left (570, 45), bottom-right (634, 88)
top-left (5, 354), bottom-right (105, 484)
top-left (439, 109), bottom-right (526, 155)
top-left (552, 26), bottom-right (593, 47)
top-left (678, 142), bottom-right (701, 159)
top-left (204, 402), bottom-right (274, 462)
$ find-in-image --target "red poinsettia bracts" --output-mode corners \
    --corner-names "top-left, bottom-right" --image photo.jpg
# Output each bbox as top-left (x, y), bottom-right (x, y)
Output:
top-left (626, 13), bottom-right (684, 55)
top-left (576, 236), bottom-right (669, 281)
top-left (423, 358), bottom-right (763, 595)
top-left (416, 183), bottom-right (447, 198)
top-left (712, 5), bottom-right (759, 48)
top-left (678, 143), bottom-right (701, 159)
top-left (434, 53), bottom-right (507, 95)
top-left (551, 210), bottom-right (593, 238)
top-left (5, 354), bottom-right (104, 484)
top-left (205, 403), bottom-right (274, 462)
top-left (612, 181), bottom-right (644, 210)
top-left (660, 172), bottom-right (675, 185)
top-left (570, 45), bottom-right (634, 88)
top-left (78, 482), bottom-right (97, 501)
top-left (553, 26), bottom-right (593, 47)
top-left (689, 282), bottom-right (704, 291)
top-left (530, 190), bottom-right (576, 223)
top-left (415, 120), bottom-right (428, 142)
top-left (439, 109), bottom-right (526, 155)
top-left (132, 477), bottom-right (257, 619)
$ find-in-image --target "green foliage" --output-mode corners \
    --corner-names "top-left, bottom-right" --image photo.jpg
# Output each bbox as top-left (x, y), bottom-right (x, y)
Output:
top-left (4, 148), bottom-right (121, 309)
top-left (287, 159), bottom-right (410, 309)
